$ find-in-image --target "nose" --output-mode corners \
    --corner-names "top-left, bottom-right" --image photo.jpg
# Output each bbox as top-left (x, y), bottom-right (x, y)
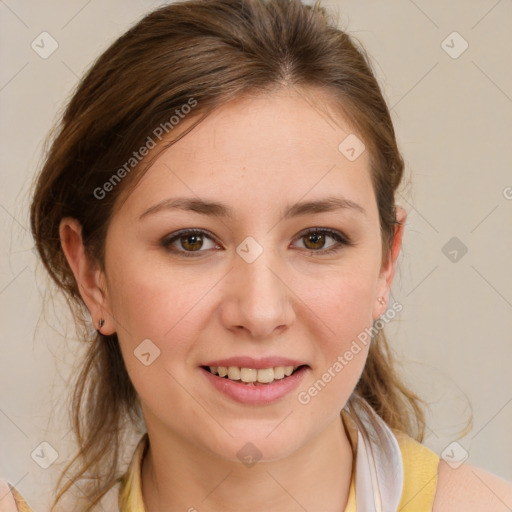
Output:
top-left (220, 243), bottom-right (296, 340)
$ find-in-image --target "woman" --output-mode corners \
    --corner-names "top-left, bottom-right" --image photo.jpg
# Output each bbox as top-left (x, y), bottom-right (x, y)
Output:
top-left (3, 0), bottom-right (511, 510)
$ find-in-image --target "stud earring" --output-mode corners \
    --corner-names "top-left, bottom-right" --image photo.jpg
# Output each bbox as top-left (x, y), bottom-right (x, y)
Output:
top-left (377, 297), bottom-right (386, 307)
top-left (97, 318), bottom-right (105, 334)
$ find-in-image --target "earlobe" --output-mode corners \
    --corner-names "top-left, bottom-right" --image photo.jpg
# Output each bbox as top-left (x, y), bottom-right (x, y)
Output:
top-left (59, 217), bottom-right (115, 335)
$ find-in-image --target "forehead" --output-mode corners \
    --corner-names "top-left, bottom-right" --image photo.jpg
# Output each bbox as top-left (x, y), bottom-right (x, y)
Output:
top-left (119, 88), bottom-right (376, 221)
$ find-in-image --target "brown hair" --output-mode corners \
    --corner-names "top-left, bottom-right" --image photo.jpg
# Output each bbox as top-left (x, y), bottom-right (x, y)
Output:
top-left (30, 0), bottom-right (429, 508)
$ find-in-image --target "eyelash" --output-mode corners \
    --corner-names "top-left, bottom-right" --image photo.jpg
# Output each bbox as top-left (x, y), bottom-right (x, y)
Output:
top-left (161, 228), bottom-right (352, 258)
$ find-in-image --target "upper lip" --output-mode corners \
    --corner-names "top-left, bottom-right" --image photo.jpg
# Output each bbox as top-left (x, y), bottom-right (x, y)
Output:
top-left (201, 356), bottom-right (309, 370)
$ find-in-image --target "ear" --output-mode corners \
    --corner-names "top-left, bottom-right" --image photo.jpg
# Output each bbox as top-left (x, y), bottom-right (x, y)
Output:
top-left (372, 205), bottom-right (406, 321)
top-left (59, 217), bottom-right (116, 335)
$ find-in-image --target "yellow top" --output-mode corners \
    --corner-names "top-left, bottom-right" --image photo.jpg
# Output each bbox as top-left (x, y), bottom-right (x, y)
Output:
top-left (394, 431), bottom-right (440, 511)
top-left (119, 417), bottom-right (439, 511)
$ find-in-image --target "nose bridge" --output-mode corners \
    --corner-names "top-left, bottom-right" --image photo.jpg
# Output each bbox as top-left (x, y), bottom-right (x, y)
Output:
top-left (223, 235), bottom-right (294, 337)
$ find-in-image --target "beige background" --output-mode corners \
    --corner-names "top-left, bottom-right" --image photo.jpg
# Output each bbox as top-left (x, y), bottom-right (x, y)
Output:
top-left (1, 0), bottom-right (511, 509)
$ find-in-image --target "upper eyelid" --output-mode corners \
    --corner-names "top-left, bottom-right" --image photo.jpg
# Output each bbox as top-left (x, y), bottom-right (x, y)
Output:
top-left (162, 228), bottom-right (218, 245)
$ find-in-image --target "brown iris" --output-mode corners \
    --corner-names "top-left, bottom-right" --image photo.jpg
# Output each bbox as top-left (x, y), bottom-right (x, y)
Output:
top-left (303, 231), bottom-right (326, 250)
top-left (179, 233), bottom-right (204, 251)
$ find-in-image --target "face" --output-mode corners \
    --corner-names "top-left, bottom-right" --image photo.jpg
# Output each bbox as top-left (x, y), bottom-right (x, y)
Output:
top-left (68, 87), bottom-right (401, 462)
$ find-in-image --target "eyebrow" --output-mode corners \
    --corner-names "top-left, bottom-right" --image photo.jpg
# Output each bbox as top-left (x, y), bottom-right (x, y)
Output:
top-left (138, 196), bottom-right (366, 221)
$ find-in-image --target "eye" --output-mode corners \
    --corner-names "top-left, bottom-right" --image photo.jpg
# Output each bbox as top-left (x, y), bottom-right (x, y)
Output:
top-left (161, 227), bottom-right (351, 258)
top-left (161, 229), bottom-right (220, 257)
top-left (292, 228), bottom-right (351, 255)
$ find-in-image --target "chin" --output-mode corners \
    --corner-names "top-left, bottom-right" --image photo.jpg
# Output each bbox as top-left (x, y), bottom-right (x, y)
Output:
top-left (204, 425), bottom-right (306, 465)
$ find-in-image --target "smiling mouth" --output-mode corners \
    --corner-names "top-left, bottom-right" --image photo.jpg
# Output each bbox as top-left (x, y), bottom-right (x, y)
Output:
top-left (201, 365), bottom-right (308, 385)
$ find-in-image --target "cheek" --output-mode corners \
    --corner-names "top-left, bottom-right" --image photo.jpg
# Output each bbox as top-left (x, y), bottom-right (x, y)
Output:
top-left (107, 259), bottom-right (207, 415)
top-left (298, 265), bottom-right (377, 389)
top-left (106, 247), bottom-right (211, 341)
top-left (303, 263), bottom-right (378, 337)
top-left (105, 251), bottom-right (228, 405)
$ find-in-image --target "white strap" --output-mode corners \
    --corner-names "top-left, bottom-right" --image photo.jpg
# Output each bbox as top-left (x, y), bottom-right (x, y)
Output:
top-left (347, 400), bottom-right (404, 511)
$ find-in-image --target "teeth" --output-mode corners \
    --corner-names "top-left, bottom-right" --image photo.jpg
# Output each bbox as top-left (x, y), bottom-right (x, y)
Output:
top-left (227, 366), bottom-right (241, 380)
top-left (283, 366), bottom-right (294, 377)
top-left (254, 368), bottom-right (273, 383)
top-left (240, 368), bottom-right (257, 382)
top-left (273, 366), bottom-right (285, 379)
top-left (208, 365), bottom-right (301, 384)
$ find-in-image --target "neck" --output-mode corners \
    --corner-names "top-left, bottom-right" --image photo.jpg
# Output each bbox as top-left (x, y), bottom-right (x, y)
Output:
top-left (141, 413), bottom-right (354, 512)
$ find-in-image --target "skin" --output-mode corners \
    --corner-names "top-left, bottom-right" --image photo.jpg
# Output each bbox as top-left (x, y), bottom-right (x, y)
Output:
top-left (59, 86), bottom-right (407, 511)
top-left (433, 461), bottom-right (512, 511)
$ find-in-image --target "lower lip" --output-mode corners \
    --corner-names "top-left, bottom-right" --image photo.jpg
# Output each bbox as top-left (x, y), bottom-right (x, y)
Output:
top-left (200, 366), bottom-right (309, 405)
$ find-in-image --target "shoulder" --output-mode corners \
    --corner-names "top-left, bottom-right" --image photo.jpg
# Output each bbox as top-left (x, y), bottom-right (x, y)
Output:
top-left (433, 459), bottom-right (512, 511)
top-left (0, 478), bottom-right (33, 512)
top-left (392, 432), bottom-right (512, 511)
